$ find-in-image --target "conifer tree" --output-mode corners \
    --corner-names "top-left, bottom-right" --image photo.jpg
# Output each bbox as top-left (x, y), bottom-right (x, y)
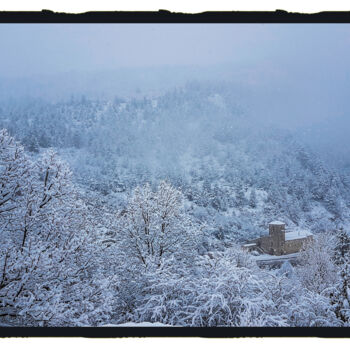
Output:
top-left (331, 228), bottom-right (350, 324)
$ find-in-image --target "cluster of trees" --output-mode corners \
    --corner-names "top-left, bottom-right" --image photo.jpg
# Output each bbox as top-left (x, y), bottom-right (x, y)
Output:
top-left (1, 129), bottom-right (350, 327)
top-left (1, 82), bottom-right (350, 326)
top-left (1, 85), bottom-right (349, 244)
top-left (113, 229), bottom-right (350, 327)
top-left (0, 130), bottom-right (113, 326)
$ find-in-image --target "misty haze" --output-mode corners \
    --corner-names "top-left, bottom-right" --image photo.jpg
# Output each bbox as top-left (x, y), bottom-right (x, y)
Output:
top-left (0, 23), bottom-right (350, 327)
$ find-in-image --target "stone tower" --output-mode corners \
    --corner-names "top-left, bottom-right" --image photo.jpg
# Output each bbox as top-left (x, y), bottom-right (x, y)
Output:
top-left (269, 221), bottom-right (286, 255)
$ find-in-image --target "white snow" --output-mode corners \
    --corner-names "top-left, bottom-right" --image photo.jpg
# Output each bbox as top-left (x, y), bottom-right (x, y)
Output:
top-left (254, 252), bottom-right (299, 261)
top-left (208, 93), bottom-right (225, 108)
top-left (100, 322), bottom-right (173, 327)
top-left (269, 220), bottom-right (285, 225)
top-left (151, 99), bottom-right (158, 108)
top-left (285, 229), bottom-right (313, 241)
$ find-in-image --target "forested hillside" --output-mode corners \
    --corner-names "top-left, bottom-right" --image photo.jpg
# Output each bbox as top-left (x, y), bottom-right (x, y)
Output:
top-left (1, 82), bottom-right (350, 327)
top-left (1, 82), bottom-right (349, 241)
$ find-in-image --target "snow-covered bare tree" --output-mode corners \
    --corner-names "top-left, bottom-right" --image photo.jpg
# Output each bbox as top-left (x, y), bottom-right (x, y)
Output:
top-left (117, 181), bottom-right (203, 270)
top-left (287, 290), bottom-right (341, 327)
top-left (133, 247), bottom-right (288, 326)
top-left (0, 133), bottom-right (112, 326)
top-left (0, 129), bottom-right (31, 238)
top-left (296, 232), bottom-right (338, 294)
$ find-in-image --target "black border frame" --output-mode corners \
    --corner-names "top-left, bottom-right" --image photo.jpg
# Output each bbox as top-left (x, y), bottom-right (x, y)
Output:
top-left (0, 9), bottom-right (350, 23)
top-left (0, 326), bottom-right (348, 337)
top-left (0, 9), bottom-right (350, 338)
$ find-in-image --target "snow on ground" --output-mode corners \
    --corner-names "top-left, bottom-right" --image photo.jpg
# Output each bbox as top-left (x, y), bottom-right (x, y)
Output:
top-left (253, 252), bottom-right (299, 261)
top-left (100, 322), bottom-right (173, 327)
top-left (253, 252), bottom-right (300, 267)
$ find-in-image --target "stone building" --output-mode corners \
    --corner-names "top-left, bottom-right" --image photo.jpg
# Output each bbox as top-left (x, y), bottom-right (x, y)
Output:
top-left (243, 221), bottom-right (313, 256)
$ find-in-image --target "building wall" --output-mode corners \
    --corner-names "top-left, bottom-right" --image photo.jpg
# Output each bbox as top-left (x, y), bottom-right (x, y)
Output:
top-left (284, 239), bottom-right (305, 254)
top-left (284, 236), bottom-right (313, 254)
top-left (269, 223), bottom-right (286, 255)
top-left (256, 237), bottom-right (305, 255)
top-left (259, 235), bottom-right (273, 254)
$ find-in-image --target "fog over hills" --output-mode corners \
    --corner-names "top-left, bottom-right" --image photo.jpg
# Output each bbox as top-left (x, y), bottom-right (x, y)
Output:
top-left (1, 80), bottom-right (349, 241)
top-left (1, 24), bottom-right (350, 327)
top-left (1, 24), bottom-right (350, 168)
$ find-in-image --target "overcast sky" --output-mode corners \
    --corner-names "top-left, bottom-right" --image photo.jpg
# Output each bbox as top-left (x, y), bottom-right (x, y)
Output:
top-left (0, 24), bottom-right (348, 77)
top-left (1, 23), bottom-right (350, 162)
top-left (0, 24), bottom-right (268, 76)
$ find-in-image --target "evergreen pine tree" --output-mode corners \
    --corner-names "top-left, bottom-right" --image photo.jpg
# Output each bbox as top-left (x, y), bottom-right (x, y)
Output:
top-left (331, 228), bottom-right (350, 324)
top-left (249, 189), bottom-right (257, 208)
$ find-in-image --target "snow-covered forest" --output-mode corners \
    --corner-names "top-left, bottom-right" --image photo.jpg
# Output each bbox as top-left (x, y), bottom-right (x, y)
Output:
top-left (0, 82), bottom-right (350, 327)
top-left (1, 23), bottom-right (350, 327)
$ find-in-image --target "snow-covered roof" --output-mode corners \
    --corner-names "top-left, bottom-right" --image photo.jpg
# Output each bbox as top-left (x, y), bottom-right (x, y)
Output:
top-left (285, 229), bottom-right (313, 241)
top-left (243, 243), bottom-right (257, 247)
top-left (269, 221), bottom-right (285, 225)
